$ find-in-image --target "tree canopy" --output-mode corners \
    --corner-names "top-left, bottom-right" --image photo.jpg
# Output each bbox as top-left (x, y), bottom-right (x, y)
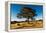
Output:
top-left (17, 7), bottom-right (36, 22)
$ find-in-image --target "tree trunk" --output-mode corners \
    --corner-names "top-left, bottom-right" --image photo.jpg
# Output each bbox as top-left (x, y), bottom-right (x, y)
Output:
top-left (31, 17), bottom-right (33, 21)
top-left (27, 17), bottom-right (29, 24)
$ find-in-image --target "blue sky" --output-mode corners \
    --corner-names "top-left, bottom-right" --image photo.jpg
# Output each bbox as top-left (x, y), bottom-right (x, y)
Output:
top-left (10, 4), bottom-right (43, 21)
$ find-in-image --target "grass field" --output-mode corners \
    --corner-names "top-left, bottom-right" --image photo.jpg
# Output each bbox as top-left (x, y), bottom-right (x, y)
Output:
top-left (10, 20), bottom-right (43, 29)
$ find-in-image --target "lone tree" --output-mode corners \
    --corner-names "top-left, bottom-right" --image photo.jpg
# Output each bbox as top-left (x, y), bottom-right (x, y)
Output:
top-left (17, 7), bottom-right (36, 23)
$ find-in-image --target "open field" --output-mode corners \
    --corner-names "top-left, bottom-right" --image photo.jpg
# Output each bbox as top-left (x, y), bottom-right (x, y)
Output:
top-left (10, 20), bottom-right (43, 29)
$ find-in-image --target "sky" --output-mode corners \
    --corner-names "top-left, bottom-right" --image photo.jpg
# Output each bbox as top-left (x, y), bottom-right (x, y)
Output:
top-left (10, 4), bottom-right (43, 21)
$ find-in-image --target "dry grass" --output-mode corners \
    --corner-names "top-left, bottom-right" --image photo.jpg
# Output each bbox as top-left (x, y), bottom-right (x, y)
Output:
top-left (10, 20), bottom-right (43, 29)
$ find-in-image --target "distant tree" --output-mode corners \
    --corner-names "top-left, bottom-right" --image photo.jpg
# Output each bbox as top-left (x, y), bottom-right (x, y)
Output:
top-left (17, 7), bottom-right (36, 23)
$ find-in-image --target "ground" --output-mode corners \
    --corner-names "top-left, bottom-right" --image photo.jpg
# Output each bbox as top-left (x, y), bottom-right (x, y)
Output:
top-left (10, 20), bottom-right (43, 29)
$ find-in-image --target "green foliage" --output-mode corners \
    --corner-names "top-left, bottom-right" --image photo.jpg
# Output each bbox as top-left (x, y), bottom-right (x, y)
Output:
top-left (17, 7), bottom-right (36, 22)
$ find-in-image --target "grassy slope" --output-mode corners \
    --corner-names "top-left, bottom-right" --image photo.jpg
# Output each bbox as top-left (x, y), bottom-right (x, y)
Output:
top-left (10, 20), bottom-right (43, 29)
